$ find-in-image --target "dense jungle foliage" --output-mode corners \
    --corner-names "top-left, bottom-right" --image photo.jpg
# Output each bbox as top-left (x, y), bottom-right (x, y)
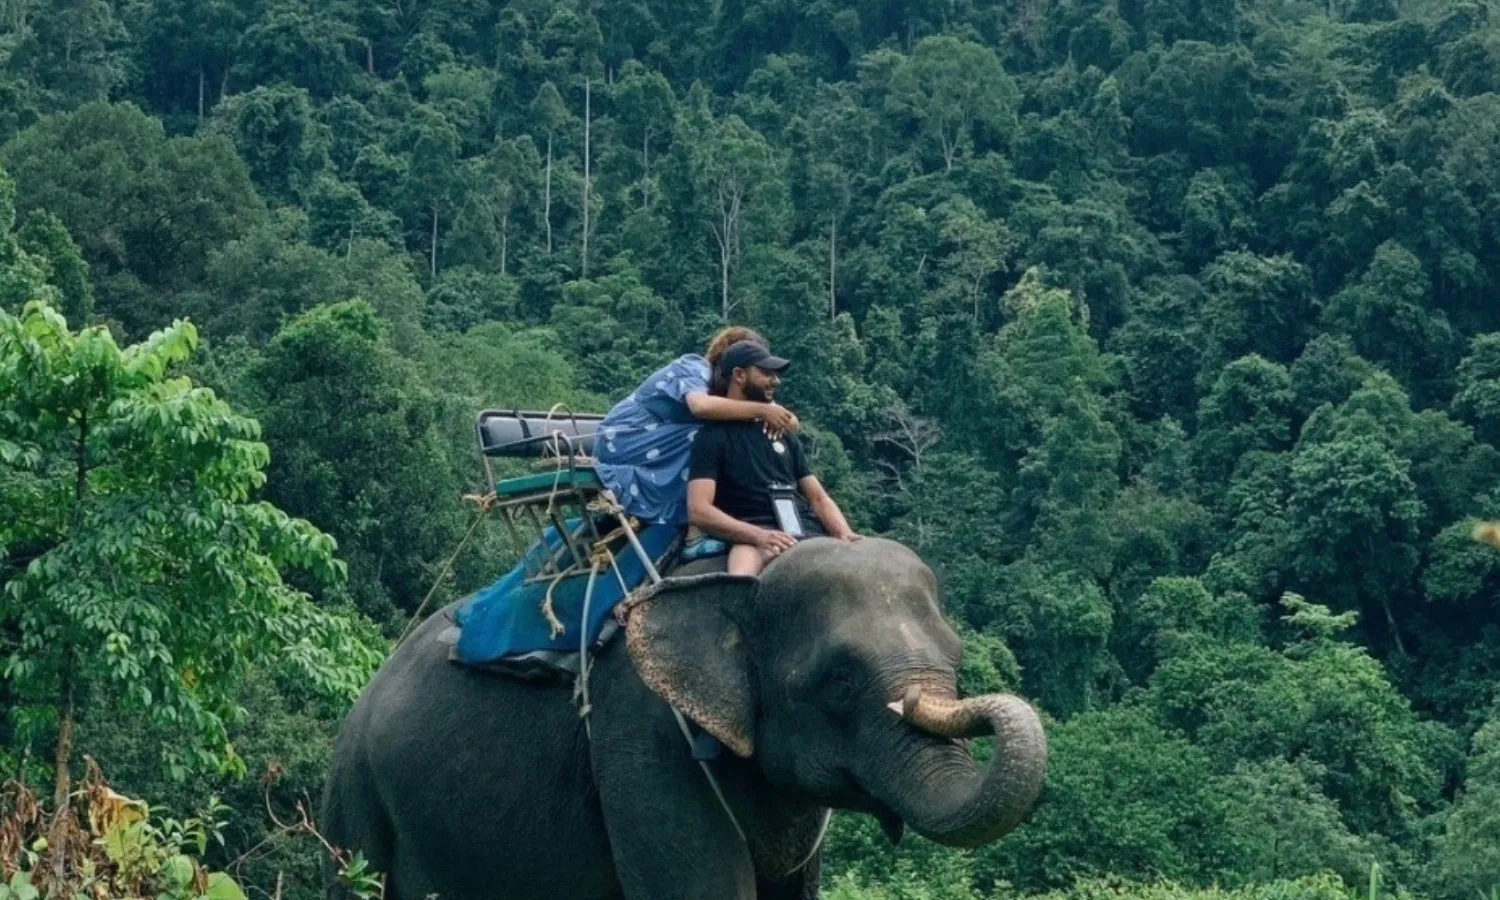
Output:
top-left (2, 0), bottom-right (1500, 897)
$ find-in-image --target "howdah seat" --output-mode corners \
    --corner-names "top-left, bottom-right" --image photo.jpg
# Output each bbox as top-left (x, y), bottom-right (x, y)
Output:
top-left (445, 410), bottom-right (680, 679)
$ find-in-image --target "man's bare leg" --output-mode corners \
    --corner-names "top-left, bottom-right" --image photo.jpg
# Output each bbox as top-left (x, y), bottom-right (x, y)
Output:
top-left (727, 543), bottom-right (768, 576)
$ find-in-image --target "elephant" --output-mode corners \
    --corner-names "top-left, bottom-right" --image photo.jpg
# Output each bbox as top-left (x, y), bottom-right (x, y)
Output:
top-left (320, 536), bottom-right (1047, 900)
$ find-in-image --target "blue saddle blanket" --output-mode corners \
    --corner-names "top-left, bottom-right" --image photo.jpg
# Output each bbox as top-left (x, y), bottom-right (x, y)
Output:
top-left (453, 520), bottom-right (681, 668)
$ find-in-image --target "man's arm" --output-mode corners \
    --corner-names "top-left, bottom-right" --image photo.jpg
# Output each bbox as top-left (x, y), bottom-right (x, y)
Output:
top-left (688, 478), bottom-right (789, 548)
top-left (799, 475), bottom-right (859, 541)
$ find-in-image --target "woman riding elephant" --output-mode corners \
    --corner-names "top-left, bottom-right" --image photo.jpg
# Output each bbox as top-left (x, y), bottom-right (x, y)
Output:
top-left (321, 537), bottom-right (1048, 900)
top-left (594, 326), bottom-right (799, 531)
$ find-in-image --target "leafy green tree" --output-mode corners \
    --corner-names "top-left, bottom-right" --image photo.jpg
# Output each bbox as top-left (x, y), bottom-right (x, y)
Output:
top-left (614, 61), bottom-right (678, 209)
top-left (531, 81), bottom-right (572, 257)
top-left (928, 197), bottom-right (1015, 322)
top-left (1180, 169), bottom-right (1252, 268)
top-left (195, 216), bottom-right (352, 341)
top-left (549, 264), bottom-right (687, 396)
top-left (1422, 518), bottom-right (1500, 605)
top-left (1, 299), bottom-right (380, 805)
top-left (679, 107), bottom-right (785, 320)
top-left (230, 1), bottom-right (361, 98)
top-left (988, 559), bottom-right (1115, 717)
top-left (129, 0), bottom-right (247, 121)
top-left (0, 168), bottom-right (49, 312)
top-left (976, 704), bottom-right (1221, 889)
top-left (14, 211), bottom-right (93, 325)
top-left (1111, 276), bottom-right (1205, 422)
top-left (1289, 333), bottom-right (1376, 421)
top-left (210, 85), bottom-right (333, 205)
top-left (1152, 596), bottom-right (1451, 839)
top-left (398, 104), bottom-right (465, 277)
top-left (1129, 42), bottom-right (1256, 164)
top-left (1, 103), bottom-right (264, 338)
top-left (303, 174), bottom-right (403, 256)
top-left (1321, 241), bottom-right (1456, 400)
top-left (1018, 392), bottom-right (1122, 580)
top-left (448, 138), bottom-right (538, 276)
top-left (249, 301), bottom-right (465, 625)
top-left (1286, 435), bottom-right (1424, 649)
top-left (1193, 355), bottom-right (1294, 488)
top-left (886, 36), bottom-right (1018, 172)
top-left (1452, 332), bottom-right (1500, 446)
top-left (4, 0), bottom-right (127, 108)
top-left (1198, 252), bottom-right (1314, 378)
top-left (1114, 576), bottom-right (1260, 685)
top-left (1433, 711), bottom-right (1500, 899)
top-left (978, 268), bottom-right (1114, 464)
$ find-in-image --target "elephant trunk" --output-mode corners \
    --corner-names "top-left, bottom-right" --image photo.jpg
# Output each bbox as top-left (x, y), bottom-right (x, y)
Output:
top-left (874, 687), bottom-right (1047, 848)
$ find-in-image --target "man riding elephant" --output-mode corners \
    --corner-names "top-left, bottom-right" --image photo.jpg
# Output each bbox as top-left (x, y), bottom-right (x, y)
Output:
top-left (322, 534), bottom-right (1047, 900)
top-left (687, 339), bottom-right (861, 577)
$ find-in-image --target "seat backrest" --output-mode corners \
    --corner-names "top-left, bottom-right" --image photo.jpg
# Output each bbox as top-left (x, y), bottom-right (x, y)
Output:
top-left (476, 409), bottom-right (604, 459)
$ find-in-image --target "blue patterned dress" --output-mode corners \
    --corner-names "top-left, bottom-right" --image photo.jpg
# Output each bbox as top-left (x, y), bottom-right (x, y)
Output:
top-left (595, 354), bottom-right (713, 526)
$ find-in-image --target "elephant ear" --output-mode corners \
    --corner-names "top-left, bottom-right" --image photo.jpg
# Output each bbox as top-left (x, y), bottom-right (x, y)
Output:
top-left (623, 573), bottom-right (759, 758)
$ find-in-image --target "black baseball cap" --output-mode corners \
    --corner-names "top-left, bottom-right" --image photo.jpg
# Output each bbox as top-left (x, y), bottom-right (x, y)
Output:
top-left (716, 340), bottom-right (791, 376)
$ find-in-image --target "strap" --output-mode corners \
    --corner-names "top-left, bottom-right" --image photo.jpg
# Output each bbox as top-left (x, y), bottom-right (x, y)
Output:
top-left (670, 706), bottom-right (749, 845)
top-left (786, 809), bottom-right (832, 876)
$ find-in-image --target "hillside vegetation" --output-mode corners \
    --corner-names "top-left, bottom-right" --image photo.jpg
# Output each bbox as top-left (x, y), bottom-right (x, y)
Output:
top-left (2, 0), bottom-right (1500, 897)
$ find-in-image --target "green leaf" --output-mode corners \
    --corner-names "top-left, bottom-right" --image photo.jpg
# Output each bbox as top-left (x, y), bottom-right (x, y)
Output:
top-left (8, 871), bottom-right (37, 900)
top-left (201, 873), bottom-right (246, 900)
top-left (163, 854), bottom-right (195, 888)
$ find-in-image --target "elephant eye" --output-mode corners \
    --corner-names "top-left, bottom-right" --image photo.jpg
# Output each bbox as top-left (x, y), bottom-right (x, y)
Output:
top-left (822, 670), bottom-right (859, 708)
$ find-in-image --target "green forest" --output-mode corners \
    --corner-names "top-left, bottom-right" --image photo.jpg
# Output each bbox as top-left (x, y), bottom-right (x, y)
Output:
top-left (2, 0), bottom-right (1500, 897)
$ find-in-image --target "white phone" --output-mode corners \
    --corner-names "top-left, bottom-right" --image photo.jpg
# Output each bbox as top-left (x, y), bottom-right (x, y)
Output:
top-left (773, 496), bottom-right (805, 537)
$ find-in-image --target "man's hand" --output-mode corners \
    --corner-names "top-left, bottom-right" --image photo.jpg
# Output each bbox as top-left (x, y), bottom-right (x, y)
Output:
top-left (830, 527), bottom-right (862, 542)
top-left (755, 528), bottom-right (799, 557)
top-left (760, 403), bottom-right (800, 439)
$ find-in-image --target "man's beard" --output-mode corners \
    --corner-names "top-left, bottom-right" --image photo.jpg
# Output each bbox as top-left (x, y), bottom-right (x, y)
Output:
top-left (744, 382), bottom-right (773, 403)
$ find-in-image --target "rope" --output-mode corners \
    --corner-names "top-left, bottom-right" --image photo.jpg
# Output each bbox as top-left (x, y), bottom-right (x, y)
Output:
top-left (539, 568), bottom-right (572, 638)
top-left (575, 558), bottom-right (603, 739)
top-left (670, 706), bottom-right (748, 845)
top-left (394, 493), bottom-right (496, 648)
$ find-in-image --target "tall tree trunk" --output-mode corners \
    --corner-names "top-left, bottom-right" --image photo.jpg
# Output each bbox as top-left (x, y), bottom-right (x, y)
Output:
top-left (829, 217), bottom-right (838, 321)
top-left (364, 38), bottom-right (375, 74)
top-left (544, 133), bottom-right (553, 255)
top-left (198, 67), bottom-right (206, 122)
top-left (717, 221), bottom-right (732, 321)
top-left (642, 133), bottom-right (652, 207)
top-left (51, 658), bottom-right (75, 814)
top-left (430, 206), bottom-right (439, 278)
top-left (500, 212), bottom-right (508, 276)
top-left (50, 406), bottom-right (89, 875)
top-left (47, 651), bottom-right (76, 881)
top-left (581, 79), bottom-right (591, 278)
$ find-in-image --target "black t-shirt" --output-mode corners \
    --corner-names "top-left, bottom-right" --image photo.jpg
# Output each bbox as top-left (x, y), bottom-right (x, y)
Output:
top-left (688, 422), bottom-right (825, 535)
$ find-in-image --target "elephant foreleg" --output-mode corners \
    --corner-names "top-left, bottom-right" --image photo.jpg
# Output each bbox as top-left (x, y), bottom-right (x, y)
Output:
top-left (593, 730), bottom-right (757, 899)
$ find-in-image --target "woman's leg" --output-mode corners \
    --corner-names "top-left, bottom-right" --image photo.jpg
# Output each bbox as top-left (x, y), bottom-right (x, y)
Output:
top-left (726, 544), bottom-right (767, 577)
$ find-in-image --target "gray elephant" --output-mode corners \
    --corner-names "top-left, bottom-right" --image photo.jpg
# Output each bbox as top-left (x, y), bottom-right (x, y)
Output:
top-left (321, 536), bottom-right (1047, 900)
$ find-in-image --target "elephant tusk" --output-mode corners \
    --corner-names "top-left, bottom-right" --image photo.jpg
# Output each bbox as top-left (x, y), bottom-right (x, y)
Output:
top-left (887, 685), bottom-right (923, 718)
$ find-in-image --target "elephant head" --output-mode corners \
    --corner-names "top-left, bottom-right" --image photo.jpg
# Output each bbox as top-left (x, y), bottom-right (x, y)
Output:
top-left (622, 536), bottom-right (1047, 849)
